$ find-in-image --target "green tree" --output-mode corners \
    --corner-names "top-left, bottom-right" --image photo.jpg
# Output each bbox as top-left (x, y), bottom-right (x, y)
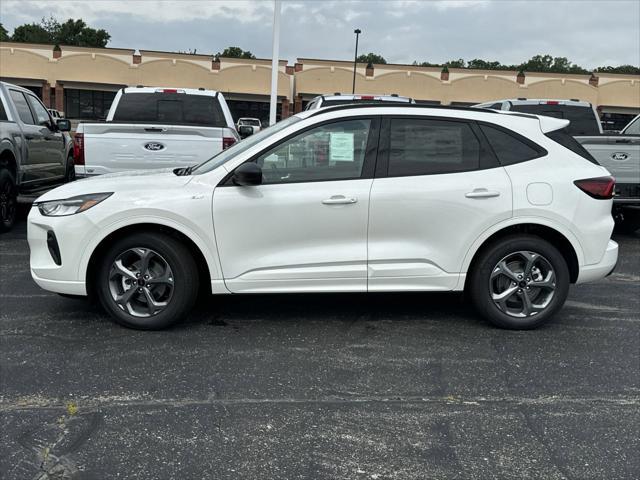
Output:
top-left (356, 52), bottom-right (387, 64)
top-left (10, 23), bottom-right (51, 43)
top-left (218, 46), bottom-right (256, 59)
top-left (8, 17), bottom-right (110, 47)
top-left (55, 18), bottom-right (110, 47)
top-left (596, 65), bottom-right (640, 75)
top-left (444, 58), bottom-right (465, 68)
top-left (0, 23), bottom-right (9, 41)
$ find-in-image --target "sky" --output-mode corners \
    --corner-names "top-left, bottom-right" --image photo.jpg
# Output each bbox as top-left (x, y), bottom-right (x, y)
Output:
top-left (1, 0), bottom-right (639, 69)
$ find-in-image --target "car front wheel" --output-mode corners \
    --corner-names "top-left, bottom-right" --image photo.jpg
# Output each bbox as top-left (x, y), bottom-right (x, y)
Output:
top-left (469, 235), bottom-right (570, 329)
top-left (96, 232), bottom-right (199, 330)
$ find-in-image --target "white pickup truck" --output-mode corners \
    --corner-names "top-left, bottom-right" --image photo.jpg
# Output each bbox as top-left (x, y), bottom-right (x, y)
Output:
top-left (73, 87), bottom-right (239, 177)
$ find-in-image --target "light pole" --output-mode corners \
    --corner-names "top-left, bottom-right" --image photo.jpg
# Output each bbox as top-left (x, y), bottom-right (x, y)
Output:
top-left (352, 29), bottom-right (361, 94)
top-left (269, 0), bottom-right (282, 126)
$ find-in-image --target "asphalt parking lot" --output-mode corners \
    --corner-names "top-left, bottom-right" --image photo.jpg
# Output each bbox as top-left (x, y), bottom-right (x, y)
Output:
top-left (1, 206), bottom-right (638, 480)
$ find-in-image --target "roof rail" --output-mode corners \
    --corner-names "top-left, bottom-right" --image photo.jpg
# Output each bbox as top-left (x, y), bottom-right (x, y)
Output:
top-left (308, 102), bottom-right (502, 117)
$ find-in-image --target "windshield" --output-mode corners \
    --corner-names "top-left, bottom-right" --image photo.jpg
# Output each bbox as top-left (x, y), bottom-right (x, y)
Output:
top-left (192, 115), bottom-right (302, 174)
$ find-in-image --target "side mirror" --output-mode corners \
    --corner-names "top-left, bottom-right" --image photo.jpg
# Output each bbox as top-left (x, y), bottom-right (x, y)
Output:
top-left (233, 162), bottom-right (262, 186)
top-left (56, 119), bottom-right (71, 132)
top-left (238, 125), bottom-right (254, 139)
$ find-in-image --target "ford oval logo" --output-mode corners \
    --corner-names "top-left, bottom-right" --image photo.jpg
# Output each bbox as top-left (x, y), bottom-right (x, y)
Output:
top-left (144, 142), bottom-right (165, 151)
top-left (611, 152), bottom-right (628, 161)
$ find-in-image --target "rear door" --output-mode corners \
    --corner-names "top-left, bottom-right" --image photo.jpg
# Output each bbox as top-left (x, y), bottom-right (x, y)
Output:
top-left (25, 93), bottom-right (65, 179)
top-left (367, 116), bottom-right (512, 291)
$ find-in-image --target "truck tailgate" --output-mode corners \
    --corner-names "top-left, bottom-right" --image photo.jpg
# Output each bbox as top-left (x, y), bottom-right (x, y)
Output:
top-left (577, 136), bottom-right (640, 186)
top-left (82, 124), bottom-right (223, 175)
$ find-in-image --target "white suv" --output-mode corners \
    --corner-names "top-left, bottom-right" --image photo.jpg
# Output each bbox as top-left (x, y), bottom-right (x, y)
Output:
top-left (28, 104), bottom-right (618, 330)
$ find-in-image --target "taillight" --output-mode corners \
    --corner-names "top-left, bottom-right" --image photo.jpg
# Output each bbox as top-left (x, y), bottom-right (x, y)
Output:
top-left (574, 176), bottom-right (615, 199)
top-left (73, 133), bottom-right (85, 165)
top-left (222, 137), bottom-right (236, 150)
top-left (359, 95), bottom-right (375, 100)
top-left (544, 100), bottom-right (560, 105)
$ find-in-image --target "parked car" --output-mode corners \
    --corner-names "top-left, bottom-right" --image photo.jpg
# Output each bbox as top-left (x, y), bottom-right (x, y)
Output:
top-left (0, 82), bottom-right (73, 232)
top-left (236, 117), bottom-right (262, 134)
top-left (47, 108), bottom-right (65, 119)
top-left (475, 99), bottom-right (639, 231)
top-left (28, 104), bottom-right (617, 330)
top-left (73, 87), bottom-right (238, 177)
top-left (305, 93), bottom-right (414, 110)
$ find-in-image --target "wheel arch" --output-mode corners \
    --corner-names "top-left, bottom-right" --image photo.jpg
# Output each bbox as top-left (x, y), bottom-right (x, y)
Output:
top-left (84, 221), bottom-right (219, 298)
top-left (0, 146), bottom-right (18, 181)
top-left (462, 220), bottom-right (582, 288)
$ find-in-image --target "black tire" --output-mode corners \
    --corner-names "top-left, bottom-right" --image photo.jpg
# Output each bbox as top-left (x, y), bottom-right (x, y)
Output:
top-left (96, 232), bottom-right (199, 330)
top-left (65, 153), bottom-right (76, 183)
top-left (0, 167), bottom-right (17, 233)
top-left (468, 234), bottom-right (570, 330)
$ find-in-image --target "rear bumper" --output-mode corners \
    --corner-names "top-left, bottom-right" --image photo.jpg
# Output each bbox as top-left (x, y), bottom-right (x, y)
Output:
top-left (576, 240), bottom-right (619, 284)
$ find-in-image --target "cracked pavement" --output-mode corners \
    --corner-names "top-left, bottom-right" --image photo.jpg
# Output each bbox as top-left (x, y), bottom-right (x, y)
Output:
top-left (1, 209), bottom-right (639, 479)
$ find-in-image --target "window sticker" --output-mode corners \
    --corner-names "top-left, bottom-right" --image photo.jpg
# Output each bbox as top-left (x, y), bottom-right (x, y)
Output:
top-left (329, 132), bottom-right (354, 162)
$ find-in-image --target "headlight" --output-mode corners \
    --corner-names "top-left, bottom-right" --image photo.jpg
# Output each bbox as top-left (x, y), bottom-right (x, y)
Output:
top-left (37, 193), bottom-right (113, 217)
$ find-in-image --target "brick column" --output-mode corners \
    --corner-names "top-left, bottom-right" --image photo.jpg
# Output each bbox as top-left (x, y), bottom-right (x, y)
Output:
top-left (281, 98), bottom-right (290, 118)
top-left (294, 95), bottom-right (303, 114)
top-left (42, 81), bottom-right (51, 107)
top-left (55, 82), bottom-right (64, 112)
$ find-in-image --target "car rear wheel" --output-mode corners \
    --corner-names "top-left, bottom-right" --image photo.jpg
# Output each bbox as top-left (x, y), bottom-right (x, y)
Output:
top-left (469, 235), bottom-right (570, 329)
top-left (96, 232), bottom-right (199, 330)
top-left (0, 168), bottom-right (17, 233)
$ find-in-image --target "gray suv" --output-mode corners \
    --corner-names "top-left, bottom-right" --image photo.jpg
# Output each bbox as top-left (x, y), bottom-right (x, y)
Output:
top-left (0, 82), bottom-right (73, 232)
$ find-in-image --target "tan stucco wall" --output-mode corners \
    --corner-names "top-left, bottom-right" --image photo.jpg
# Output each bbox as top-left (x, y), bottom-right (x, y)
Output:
top-left (296, 58), bottom-right (640, 109)
top-left (1, 43), bottom-right (638, 110)
top-left (0, 42), bottom-right (290, 98)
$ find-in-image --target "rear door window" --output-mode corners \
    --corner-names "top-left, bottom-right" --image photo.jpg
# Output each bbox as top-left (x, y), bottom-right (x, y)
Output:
top-left (388, 118), bottom-right (488, 176)
top-left (9, 90), bottom-right (35, 125)
top-left (113, 93), bottom-right (226, 127)
top-left (26, 94), bottom-right (52, 126)
top-left (479, 124), bottom-right (546, 166)
top-left (509, 104), bottom-right (600, 136)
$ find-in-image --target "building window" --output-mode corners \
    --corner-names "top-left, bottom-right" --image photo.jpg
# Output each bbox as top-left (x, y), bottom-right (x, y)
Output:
top-left (64, 89), bottom-right (117, 120)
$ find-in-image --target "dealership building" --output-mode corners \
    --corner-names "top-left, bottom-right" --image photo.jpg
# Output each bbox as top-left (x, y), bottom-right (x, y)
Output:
top-left (1, 41), bottom-right (639, 130)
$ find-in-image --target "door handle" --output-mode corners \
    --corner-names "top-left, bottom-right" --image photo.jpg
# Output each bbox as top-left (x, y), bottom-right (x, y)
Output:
top-left (615, 139), bottom-right (631, 144)
top-left (144, 127), bottom-right (165, 132)
top-left (322, 195), bottom-right (357, 205)
top-left (465, 189), bottom-right (500, 199)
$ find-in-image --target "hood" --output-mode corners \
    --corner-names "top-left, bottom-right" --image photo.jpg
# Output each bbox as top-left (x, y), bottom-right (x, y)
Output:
top-left (35, 169), bottom-right (192, 202)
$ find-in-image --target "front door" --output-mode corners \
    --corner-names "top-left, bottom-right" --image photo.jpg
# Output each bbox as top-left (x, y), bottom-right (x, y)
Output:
top-left (213, 117), bottom-right (379, 293)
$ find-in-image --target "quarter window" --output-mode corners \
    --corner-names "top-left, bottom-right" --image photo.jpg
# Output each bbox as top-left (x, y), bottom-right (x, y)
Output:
top-left (0, 98), bottom-right (7, 121)
top-left (388, 118), bottom-right (482, 176)
top-left (9, 90), bottom-right (35, 125)
top-left (480, 124), bottom-right (544, 165)
top-left (254, 119), bottom-right (372, 184)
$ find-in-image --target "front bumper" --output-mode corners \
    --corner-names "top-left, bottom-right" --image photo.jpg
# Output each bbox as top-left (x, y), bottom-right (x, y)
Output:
top-left (576, 240), bottom-right (619, 284)
top-left (28, 207), bottom-right (98, 296)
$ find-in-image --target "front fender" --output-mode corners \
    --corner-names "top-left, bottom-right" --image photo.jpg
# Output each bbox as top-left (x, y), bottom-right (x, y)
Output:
top-left (77, 214), bottom-right (223, 288)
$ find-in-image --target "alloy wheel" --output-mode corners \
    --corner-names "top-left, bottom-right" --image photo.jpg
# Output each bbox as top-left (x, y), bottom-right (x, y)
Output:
top-left (489, 250), bottom-right (556, 318)
top-left (108, 247), bottom-right (174, 317)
